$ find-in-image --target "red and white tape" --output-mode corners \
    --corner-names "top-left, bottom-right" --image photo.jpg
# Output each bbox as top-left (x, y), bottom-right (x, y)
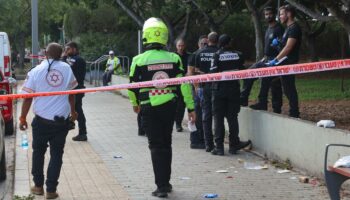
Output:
top-left (1, 59), bottom-right (350, 100)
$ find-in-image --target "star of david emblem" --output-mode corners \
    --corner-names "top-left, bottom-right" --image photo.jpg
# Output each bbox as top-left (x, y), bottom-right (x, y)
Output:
top-left (154, 31), bottom-right (161, 36)
top-left (50, 73), bottom-right (60, 83)
top-left (46, 69), bottom-right (64, 87)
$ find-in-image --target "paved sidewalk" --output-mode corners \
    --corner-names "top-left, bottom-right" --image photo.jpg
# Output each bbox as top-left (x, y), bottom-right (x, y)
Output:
top-left (14, 88), bottom-right (332, 200)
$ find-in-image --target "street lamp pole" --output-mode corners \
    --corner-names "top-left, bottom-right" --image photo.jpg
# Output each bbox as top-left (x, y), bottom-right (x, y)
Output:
top-left (31, 0), bottom-right (39, 67)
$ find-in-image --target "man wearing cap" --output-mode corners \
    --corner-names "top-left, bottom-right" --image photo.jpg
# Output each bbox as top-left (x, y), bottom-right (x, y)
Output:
top-left (19, 43), bottom-right (78, 199)
top-left (102, 50), bottom-right (122, 86)
top-left (210, 34), bottom-right (251, 156)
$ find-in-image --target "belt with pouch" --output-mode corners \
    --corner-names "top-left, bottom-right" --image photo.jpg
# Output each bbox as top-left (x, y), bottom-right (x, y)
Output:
top-left (35, 115), bottom-right (69, 126)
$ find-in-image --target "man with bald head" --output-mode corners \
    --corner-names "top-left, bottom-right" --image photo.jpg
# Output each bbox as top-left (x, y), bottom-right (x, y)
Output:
top-left (20, 43), bottom-right (78, 199)
top-left (194, 32), bottom-right (219, 152)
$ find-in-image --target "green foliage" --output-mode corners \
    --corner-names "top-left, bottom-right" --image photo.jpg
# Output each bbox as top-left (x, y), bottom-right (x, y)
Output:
top-left (64, 5), bottom-right (91, 39)
top-left (246, 77), bottom-right (350, 101)
top-left (79, 32), bottom-right (137, 61)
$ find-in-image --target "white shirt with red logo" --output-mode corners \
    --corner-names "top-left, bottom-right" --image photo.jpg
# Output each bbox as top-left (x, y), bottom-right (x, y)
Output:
top-left (22, 59), bottom-right (78, 120)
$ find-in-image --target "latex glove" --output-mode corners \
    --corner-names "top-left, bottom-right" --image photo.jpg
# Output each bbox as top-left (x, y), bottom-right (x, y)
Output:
top-left (19, 116), bottom-right (28, 131)
top-left (271, 38), bottom-right (280, 47)
top-left (267, 58), bottom-right (278, 66)
top-left (196, 88), bottom-right (203, 101)
top-left (188, 111), bottom-right (196, 123)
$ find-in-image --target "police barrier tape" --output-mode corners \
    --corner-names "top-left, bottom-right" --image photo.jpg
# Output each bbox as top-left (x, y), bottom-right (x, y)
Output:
top-left (1, 59), bottom-right (350, 100)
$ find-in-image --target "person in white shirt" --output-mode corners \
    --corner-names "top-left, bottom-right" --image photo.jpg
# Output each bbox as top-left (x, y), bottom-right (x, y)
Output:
top-left (19, 43), bottom-right (78, 199)
top-left (102, 50), bottom-right (121, 86)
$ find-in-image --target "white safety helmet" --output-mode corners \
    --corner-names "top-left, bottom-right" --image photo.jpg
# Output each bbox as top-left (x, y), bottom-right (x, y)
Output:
top-left (109, 50), bottom-right (114, 55)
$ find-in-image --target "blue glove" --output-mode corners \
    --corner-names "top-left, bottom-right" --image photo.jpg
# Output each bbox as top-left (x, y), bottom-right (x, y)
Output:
top-left (267, 58), bottom-right (278, 66)
top-left (271, 38), bottom-right (280, 47)
top-left (196, 88), bottom-right (203, 101)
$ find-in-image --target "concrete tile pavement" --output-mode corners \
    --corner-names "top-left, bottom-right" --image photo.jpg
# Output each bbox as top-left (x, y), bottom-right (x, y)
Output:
top-left (83, 91), bottom-right (331, 200)
top-left (13, 83), bottom-right (332, 200)
top-left (14, 86), bottom-right (130, 199)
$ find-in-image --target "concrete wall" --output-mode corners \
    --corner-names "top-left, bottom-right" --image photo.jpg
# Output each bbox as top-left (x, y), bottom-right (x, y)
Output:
top-left (112, 74), bottom-right (350, 177)
top-left (111, 75), bottom-right (129, 97)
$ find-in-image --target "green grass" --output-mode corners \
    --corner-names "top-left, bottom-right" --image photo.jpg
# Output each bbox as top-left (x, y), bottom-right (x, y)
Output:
top-left (246, 78), bottom-right (350, 101)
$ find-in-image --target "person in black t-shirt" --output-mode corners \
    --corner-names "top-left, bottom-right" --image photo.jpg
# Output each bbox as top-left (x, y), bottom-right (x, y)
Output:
top-left (263, 5), bottom-right (302, 118)
top-left (174, 38), bottom-right (190, 132)
top-left (241, 7), bottom-right (283, 113)
top-left (194, 32), bottom-right (219, 153)
top-left (210, 34), bottom-right (252, 156)
top-left (63, 42), bottom-right (88, 141)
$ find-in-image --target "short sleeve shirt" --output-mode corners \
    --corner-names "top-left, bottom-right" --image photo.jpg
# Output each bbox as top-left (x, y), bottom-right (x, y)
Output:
top-left (22, 59), bottom-right (78, 120)
top-left (281, 23), bottom-right (302, 63)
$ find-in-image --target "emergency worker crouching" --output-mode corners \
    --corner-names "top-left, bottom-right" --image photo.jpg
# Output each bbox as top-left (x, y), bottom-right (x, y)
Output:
top-left (210, 34), bottom-right (252, 156)
top-left (127, 17), bottom-right (195, 198)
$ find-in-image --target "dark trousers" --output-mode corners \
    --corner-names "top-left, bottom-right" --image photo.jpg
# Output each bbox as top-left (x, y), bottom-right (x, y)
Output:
top-left (174, 96), bottom-right (185, 128)
top-left (141, 100), bottom-right (176, 189)
top-left (241, 61), bottom-right (283, 110)
top-left (201, 84), bottom-right (214, 148)
top-left (259, 75), bottom-right (299, 117)
top-left (75, 94), bottom-right (87, 135)
top-left (190, 86), bottom-right (204, 145)
top-left (212, 84), bottom-right (241, 149)
top-left (137, 112), bottom-right (145, 135)
top-left (31, 116), bottom-right (69, 192)
top-left (102, 70), bottom-right (114, 86)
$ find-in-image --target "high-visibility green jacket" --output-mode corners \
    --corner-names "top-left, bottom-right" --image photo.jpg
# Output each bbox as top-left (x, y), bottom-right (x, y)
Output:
top-left (105, 57), bottom-right (122, 74)
top-left (127, 49), bottom-right (194, 110)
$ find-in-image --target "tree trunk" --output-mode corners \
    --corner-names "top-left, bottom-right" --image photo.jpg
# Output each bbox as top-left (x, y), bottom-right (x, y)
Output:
top-left (115, 0), bottom-right (144, 28)
top-left (245, 0), bottom-right (264, 61)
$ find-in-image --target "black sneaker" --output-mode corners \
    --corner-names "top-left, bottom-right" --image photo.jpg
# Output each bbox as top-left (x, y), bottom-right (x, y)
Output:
top-left (205, 145), bottom-right (214, 152)
top-left (211, 148), bottom-right (224, 156)
top-left (190, 143), bottom-right (206, 149)
top-left (229, 140), bottom-right (252, 154)
top-left (249, 103), bottom-right (267, 110)
top-left (72, 134), bottom-right (88, 141)
top-left (152, 188), bottom-right (168, 198)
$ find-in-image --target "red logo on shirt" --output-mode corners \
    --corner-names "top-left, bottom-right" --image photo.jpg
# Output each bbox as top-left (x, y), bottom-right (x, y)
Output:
top-left (46, 69), bottom-right (64, 87)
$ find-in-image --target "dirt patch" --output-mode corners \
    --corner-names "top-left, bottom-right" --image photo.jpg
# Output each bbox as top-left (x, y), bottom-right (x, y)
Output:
top-left (254, 100), bottom-right (350, 131)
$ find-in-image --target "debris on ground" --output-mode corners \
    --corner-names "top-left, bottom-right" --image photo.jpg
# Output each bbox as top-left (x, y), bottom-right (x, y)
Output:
top-left (277, 169), bottom-right (291, 174)
top-left (271, 159), bottom-right (293, 170)
top-left (299, 176), bottom-right (309, 183)
top-left (113, 155), bottom-right (123, 159)
top-left (237, 159), bottom-right (244, 164)
top-left (244, 162), bottom-right (269, 170)
top-left (316, 120), bottom-right (335, 128)
top-left (204, 193), bottom-right (218, 198)
top-left (226, 176), bottom-right (233, 179)
top-left (216, 170), bottom-right (228, 173)
top-left (179, 177), bottom-right (191, 180)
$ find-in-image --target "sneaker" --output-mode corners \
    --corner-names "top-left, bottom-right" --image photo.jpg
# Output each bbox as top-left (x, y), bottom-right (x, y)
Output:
top-left (211, 148), bottom-right (224, 156)
top-left (46, 192), bottom-right (59, 199)
top-left (152, 188), bottom-right (168, 198)
top-left (31, 186), bottom-right (44, 195)
top-left (249, 103), bottom-right (267, 110)
top-left (190, 143), bottom-right (206, 149)
top-left (72, 134), bottom-right (87, 141)
top-left (205, 145), bottom-right (214, 152)
top-left (229, 140), bottom-right (252, 154)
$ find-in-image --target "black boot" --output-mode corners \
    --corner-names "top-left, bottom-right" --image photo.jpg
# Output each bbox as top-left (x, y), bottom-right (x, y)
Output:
top-left (152, 188), bottom-right (168, 198)
top-left (249, 103), bottom-right (267, 111)
top-left (211, 148), bottom-right (224, 156)
top-left (72, 134), bottom-right (87, 141)
top-left (229, 140), bottom-right (252, 154)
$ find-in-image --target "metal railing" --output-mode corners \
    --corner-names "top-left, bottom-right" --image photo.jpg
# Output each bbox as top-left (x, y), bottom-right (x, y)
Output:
top-left (86, 55), bottom-right (130, 86)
